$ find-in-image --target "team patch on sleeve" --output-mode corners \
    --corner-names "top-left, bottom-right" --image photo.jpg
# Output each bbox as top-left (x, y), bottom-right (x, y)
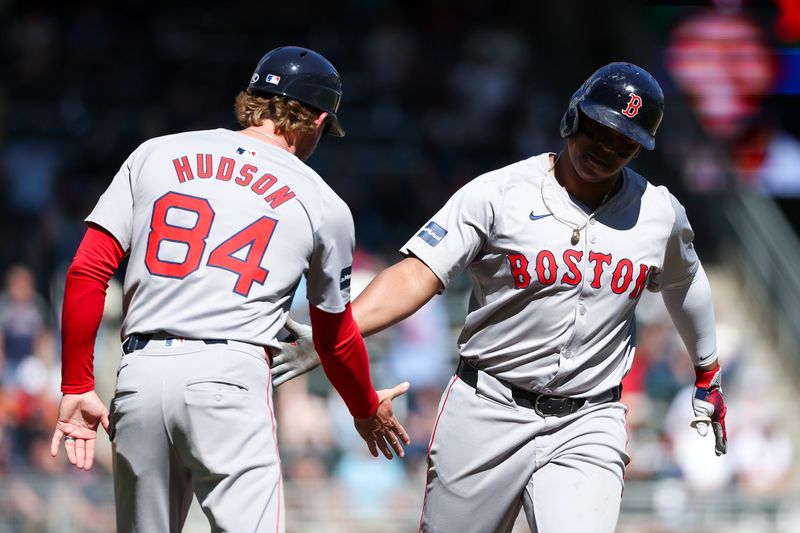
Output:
top-left (340, 266), bottom-right (352, 290)
top-left (418, 221), bottom-right (448, 247)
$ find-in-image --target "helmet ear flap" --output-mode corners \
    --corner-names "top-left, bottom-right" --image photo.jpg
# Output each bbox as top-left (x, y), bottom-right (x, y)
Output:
top-left (559, 99), bottom-right (579, 139)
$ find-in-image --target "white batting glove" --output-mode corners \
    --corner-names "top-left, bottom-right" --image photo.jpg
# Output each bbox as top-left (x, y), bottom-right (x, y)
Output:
top-left (689, 363), bottom-right (728, 456)
top-left (271, 317), bottom-right (321, 388)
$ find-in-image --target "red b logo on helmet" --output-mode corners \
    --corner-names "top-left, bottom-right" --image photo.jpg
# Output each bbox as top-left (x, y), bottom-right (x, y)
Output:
top-left (622, 93), bottom-right (642, 118)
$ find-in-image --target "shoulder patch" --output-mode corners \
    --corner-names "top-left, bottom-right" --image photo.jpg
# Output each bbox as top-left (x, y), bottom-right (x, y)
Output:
top-left (418, 221), bottom-right (448, 247)
top-left (340, 266), bottom-right (352, 290)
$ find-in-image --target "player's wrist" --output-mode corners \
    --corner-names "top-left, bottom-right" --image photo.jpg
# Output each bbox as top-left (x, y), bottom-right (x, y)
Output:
top-left (351, 389), bottom-right (380, 420)
top-left (61, 382), bottom-right (96, 395)
top-left (367, 388), bottom-right (380, 417)
top-left (694, 361), bottom-right (721, 389)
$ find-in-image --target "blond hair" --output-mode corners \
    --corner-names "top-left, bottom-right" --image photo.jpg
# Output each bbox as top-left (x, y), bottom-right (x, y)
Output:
top-left (234, 91), bottom-right (321, 136)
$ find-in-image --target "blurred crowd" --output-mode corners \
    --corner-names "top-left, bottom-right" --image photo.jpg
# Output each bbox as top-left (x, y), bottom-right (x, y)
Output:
top-left (0, 0), bottom-right (798, 530)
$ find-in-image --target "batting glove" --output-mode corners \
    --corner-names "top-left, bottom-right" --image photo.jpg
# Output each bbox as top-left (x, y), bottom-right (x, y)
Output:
top-left (689, 362), bottom-right (728, 456)
top-left (271, 317), bottom-right (321, 388)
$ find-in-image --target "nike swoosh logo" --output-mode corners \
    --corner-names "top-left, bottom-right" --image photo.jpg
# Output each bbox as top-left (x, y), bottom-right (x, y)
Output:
top-left (529, 212), bottom-right (552, 221)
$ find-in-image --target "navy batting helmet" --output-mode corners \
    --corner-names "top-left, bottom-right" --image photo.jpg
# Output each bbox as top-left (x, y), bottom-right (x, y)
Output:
top-left (560, 62), bottom-right (664, 150)
top-left (248, 46), bottom-right (345, 137)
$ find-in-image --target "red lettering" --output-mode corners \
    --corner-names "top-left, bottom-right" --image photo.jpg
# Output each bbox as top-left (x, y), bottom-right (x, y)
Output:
top-left (264, 186), bottom-right (296, 209)
top-left (173, 156), bottom-right (193, 183)
top-left (237, 164), bottom-right (257, 186)
top-left (197, 154), bottom-right (213, 178)
top-left (507, 254), bottom-right (531, 289)
top-left (588, 252), bottom-right (612, 289)
top-left (252, 173), bottom-right (277, 195)
top-left (629, 264), bottom-right (650, 300)
top-left (535, 250), bottom-right (557, 285)
top-left (216, 157), bottom-right (235, 182)
top-left (611, 259), bottom-right (634, 294)
top-left (503, 250), bottom-right (652, 298)
top-left (561, 250), bottom-right (583, 286)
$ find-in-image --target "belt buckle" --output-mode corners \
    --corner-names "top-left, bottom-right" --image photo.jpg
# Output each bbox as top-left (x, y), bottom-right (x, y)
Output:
top-left (534, 395), bottom-right (570, 417)
top-left (534, 395), bottom-right (553, 417)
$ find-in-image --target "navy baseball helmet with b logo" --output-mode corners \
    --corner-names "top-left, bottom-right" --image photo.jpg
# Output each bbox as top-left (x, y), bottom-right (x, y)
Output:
top-left (248, 46), bottom-right (345, 137)
top-left (560, 62), bottom-right (664, 150)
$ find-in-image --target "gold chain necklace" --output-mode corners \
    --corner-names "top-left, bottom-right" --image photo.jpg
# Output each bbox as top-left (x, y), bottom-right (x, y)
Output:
top-left (248, 128), bottom-right (289, 151)
top-left (541, 156), bottom-right (590, 246)
top-left (541, 175), bottom-right (590, 245)
top-left (540, 154), bottom-right (622, 246)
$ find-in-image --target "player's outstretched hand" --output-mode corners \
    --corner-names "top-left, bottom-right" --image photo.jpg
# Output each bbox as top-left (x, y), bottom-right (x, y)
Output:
top-left (50, 391), bottom-right (110, 471)
top-left (354, 381), bottom-right (411, 460)
top-left (689, 363), bottom-right (728, 456)
top-left (272, 317), bottom-right (321, 387)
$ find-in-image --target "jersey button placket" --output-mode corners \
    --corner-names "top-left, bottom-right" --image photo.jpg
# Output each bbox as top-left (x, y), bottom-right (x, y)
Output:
top-left (559, 234), bottom-right (590, 364)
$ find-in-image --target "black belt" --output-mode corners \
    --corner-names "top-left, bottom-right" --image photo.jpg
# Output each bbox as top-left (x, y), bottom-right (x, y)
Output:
top-left (122, 333), bottom-right (228, 354)
top-left (456, 358), bottom-right (621, 417)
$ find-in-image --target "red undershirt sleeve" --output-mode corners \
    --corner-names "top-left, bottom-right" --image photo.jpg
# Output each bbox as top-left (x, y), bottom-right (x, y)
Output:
top-left (308, 303), bottom-right (379, 419)
top-left (61, 224), bottom-right (125, 394)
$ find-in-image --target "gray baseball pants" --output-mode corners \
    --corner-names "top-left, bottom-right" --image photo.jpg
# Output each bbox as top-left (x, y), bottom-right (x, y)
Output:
top-left (110, 337), bottom-right (282, 533)
top-left (419, 370), bottom-right (629, 533)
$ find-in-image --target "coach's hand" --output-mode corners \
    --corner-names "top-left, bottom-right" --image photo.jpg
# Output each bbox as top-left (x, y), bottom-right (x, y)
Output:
top-left (50, 391), bottom-right (110, 470)
top-left (354, 381), bottom-right (411, 460)
top-left (689, 361), bottom-right (728, 456)
top-left (272, 317), bottom-right (322, 387)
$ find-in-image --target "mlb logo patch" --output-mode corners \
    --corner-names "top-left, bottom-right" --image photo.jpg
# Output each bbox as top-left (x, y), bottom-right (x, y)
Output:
top-left (236, 147), bottom-right (257, 158)
top-left (340, 266), bottom-right (352, 290)
top-left (164, 337), bottom-right (186, 347)
top-left (265, 74), bottom-right (281, 85)
top-left (418, 221), bottom-right (448, 247)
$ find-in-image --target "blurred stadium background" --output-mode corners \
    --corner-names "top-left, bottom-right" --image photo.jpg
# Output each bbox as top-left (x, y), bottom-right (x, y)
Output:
top-left (1, 0), bottom-right (799, 531)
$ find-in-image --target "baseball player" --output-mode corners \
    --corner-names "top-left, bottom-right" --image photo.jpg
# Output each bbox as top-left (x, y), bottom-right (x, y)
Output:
top-left (49, 46), bottom-right (410, 533)
top-left (273, 63), bottom-right (728, 533)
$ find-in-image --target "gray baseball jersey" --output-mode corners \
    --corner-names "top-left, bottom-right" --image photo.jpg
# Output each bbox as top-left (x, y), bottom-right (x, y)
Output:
top-left (401, 152), bottom-right (707, 398)
top-left (405, 152), bottom-right (716, 532)
top-left (88, 128), bottom-right (354, 348)
top-left (93, 128), bottom-right (355, 532)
